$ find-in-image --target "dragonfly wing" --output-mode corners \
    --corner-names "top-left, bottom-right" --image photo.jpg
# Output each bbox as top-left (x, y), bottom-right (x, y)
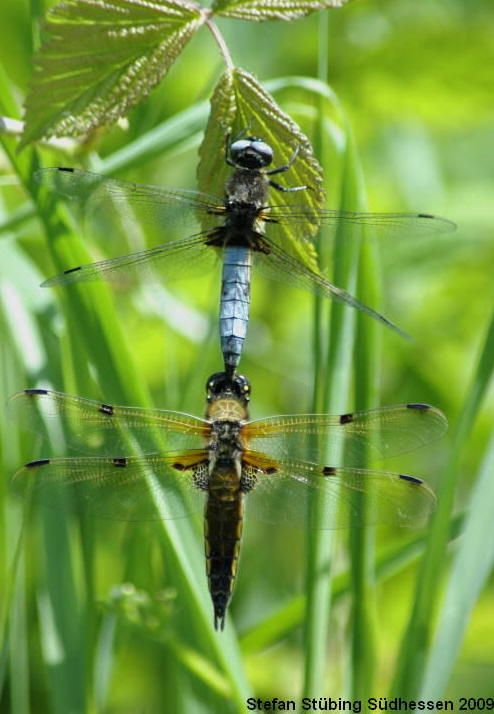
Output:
top-left (265, 206), bottom-right (456, 241)
top-left (42, 232), bottom-right (219, 287)
top-left (13, 451), bottom-right (209, 521)
top-left (8, 389), bottom-right (210, 455)
top-left (255, 236), bottom-right (409, 338)
top-left (242, 452), bottom-right (436, 529)
top-left (34, 168), bottom-right (223, 236)
top-left (243, 404), bottom-right (448, 466)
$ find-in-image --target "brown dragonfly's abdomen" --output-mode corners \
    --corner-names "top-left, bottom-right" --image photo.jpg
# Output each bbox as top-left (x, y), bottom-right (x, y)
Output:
top-left (204, 485), bottom-right (244, 631)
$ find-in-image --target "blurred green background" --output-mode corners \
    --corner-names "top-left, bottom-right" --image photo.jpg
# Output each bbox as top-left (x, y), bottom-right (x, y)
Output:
top-left (0, 0), bottom-right (493, 712)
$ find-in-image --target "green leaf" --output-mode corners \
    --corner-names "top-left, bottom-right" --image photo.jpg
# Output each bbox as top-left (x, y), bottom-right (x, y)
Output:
top-left (21, 0), bottom-right (205, 146)
top-left (212, 0), bottom-right (349, 22)
top-left (197, 67), bottom-right (325, 269)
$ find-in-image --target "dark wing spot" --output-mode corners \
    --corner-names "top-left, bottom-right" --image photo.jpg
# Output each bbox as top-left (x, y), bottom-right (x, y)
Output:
top-left (112, 458), bottom-right (127, 468)
top-left (406, 403), bottom-right (430, 411)
top-left (340, 413), bottom-right (353, 424)
top-left (58, 167), bottom-right (74, 173)
top-left (24, 388), bottom-right (48, 395)
top-left (99, 403), bottom-right (114, 416)
top-left (322, 466), bottom-right (337, 476)
top-left (265, 466), bottom-right (277, 475)
top-left (399, 473), bottom-right (423, 485)
top-left (417, 213), bottom-right (434, 219)
top-left (64, 266), bottom-right (82, 275)
top-left (26, 459), bottom-right (50, 468)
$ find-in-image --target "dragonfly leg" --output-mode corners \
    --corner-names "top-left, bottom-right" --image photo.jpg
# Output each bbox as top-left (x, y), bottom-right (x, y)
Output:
top-left (268, 179), bottom-right (308, 193)
top-left (265, 144), bottom-right (301, 176)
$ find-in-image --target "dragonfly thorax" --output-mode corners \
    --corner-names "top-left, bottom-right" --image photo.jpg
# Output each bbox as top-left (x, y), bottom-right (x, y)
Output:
top-left (225, 170), bottom-right (269, 215)
top-left (208, 421), bottom-right (244, 483)
top-left (210, 421), bottom-right (243, 455)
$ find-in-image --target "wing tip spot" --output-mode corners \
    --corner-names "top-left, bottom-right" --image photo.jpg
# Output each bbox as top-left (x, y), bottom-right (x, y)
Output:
top-left (406, 403), bottom-right (430, 411)
top-left (112, 458), bottom-right (127, 468)
top-left (399, 473), bottom-right (423, 485)
top-left (340, 413), bottom-right (353, 424)
top-left (25, 388), bottom-right (48, 396)
top-left (322, 466), bottom-right (337, 476)
top-left (58, 167), bottom-right (74, 173)
top-left (26, 458), bottom-right (50, 468)
top-left (64, 266), bottom-right (82, 275)
top-left (99, 403), bottom-right (114, 416)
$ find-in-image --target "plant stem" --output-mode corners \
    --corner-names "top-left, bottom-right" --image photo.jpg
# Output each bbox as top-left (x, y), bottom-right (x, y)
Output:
top-left (206, 18), bottom-right (235, 72)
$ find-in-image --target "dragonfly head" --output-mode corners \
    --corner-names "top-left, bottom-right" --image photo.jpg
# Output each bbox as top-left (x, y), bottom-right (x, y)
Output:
top-left (206, 372), bottom-right (251, 405)
top-left (229, 136), bottom-right (273, 170)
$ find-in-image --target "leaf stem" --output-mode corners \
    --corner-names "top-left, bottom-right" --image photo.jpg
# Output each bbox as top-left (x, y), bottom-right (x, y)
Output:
top-left (205, 18), bottom-right (235, 72)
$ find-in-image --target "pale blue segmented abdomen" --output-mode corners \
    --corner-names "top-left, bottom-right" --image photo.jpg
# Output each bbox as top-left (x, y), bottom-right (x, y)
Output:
top-left (220, 245), bottom-right (252, 374)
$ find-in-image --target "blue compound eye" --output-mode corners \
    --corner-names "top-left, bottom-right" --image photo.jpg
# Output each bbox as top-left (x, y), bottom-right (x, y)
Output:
top-left (229, 136), bottom-right (274, 169)
top-left (230, 139), bottom-right (251, 154)
top-left (250, 140), bottom-right (273, 163)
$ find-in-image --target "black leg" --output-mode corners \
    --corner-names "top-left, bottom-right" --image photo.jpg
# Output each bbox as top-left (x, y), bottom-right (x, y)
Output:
top-left (268, 179), bottom-right (309, 193)
top-left (265, 144), bottom-right (301, 176)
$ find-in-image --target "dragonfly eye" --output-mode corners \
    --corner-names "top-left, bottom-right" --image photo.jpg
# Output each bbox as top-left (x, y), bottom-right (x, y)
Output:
top-left (229, 137), bottom-right (273, 169)
top-left (205, 372), bottom-right (231, 399)
top-left (205, 372), bottom-right (251, 401)
top-left (232, 374), bottom-right (251, 400)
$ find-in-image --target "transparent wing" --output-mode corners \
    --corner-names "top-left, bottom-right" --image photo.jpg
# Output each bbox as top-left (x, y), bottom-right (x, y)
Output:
top-left (244, 403), bottom-right (447, 466)
top-left (265, 205), bottom-right (456, 243)
top-left (41, 233), bottom-right (219, 287)
top-left (255, 236), bottom-right (409, 338)
top-left (34, 168), bottom-right (223, 232)
top-left (12, 451), bottom-right (209, 521)
top-left (8, 389), bottom-right (210, 454)
top-left (242, 455), bottom-right (436, 529)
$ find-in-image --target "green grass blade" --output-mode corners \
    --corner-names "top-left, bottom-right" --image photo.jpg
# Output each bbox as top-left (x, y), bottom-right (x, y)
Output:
top-left (303, 109), bottom-right (358, 698)
top-left (96, 102), bottom-right (209, 176)
top-left (7, 547), bottom-right (30, 714)
top-left (347, 125), bottom-right (379, 702)
top-left (392, 305), bottom-right (494, 697)
top-left (240, 515), bottom-right (464, 655)
top-left (420, 430), bottom-right (494, 698)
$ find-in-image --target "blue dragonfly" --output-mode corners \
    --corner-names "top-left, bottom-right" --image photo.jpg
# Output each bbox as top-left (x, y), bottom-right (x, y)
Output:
top-left (35, 135), bottom-right (455, 376)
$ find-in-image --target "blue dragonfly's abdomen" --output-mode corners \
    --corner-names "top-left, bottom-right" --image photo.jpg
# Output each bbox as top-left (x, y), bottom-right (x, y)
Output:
top-left (220, 245), bottom-right (252, 376)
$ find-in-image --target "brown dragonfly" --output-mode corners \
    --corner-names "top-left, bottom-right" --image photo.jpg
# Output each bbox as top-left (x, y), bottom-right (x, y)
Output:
top-left (9, 374), bottom-right (447, 629)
